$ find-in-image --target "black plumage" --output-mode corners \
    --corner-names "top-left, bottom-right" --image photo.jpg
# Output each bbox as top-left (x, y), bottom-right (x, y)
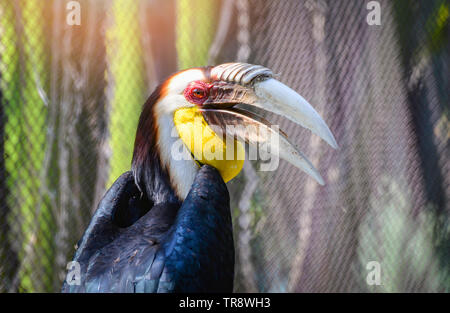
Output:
top-left (62, 165), bottom-right (234, 292)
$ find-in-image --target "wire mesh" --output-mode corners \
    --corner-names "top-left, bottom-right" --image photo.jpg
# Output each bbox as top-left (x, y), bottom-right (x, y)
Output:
top-left (0, 0), bottom-right (448, 292)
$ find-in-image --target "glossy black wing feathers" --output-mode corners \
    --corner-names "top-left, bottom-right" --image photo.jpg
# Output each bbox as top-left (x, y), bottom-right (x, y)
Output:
top-left (62, 165), bottom-right (234, 293)
top-left (62, 171), bottom-right (160, 292)
top-left (158, 165), bottom-right (234, 292)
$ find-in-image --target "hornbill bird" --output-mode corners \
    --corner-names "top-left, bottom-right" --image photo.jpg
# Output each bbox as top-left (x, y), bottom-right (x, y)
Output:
top-left (62, 63), bottom-right (337, 293)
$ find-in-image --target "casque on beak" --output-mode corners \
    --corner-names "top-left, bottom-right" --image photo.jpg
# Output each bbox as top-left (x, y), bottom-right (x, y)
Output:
top-left (198, 63), bottom-right (337, 185)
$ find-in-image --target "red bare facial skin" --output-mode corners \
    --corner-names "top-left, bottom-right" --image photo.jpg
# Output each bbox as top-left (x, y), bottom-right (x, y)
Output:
top-left (183, 81), bottom-right (212, 105)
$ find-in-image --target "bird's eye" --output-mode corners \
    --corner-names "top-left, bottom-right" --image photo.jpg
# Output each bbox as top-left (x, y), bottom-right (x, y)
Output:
top-left (192, 88), bottom-right (205, 99)
top-left (184, 81), bottom-right (210, 104)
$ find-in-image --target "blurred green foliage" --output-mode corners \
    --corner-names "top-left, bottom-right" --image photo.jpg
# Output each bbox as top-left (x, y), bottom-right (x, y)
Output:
top-left (106, 0), bottom-right (147, 188)
top-left (0, 0), bottom-right (53, 291)
top-left (176, 0), bottom-right (216, 69)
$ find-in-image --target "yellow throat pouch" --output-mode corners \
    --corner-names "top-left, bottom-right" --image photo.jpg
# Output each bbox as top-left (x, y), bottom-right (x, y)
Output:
top-left (173, 107), bottom-right (245, 182)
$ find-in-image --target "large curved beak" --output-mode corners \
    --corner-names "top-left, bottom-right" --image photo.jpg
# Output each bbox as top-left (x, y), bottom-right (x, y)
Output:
top-left (200, 63), bottom-right (337, 185)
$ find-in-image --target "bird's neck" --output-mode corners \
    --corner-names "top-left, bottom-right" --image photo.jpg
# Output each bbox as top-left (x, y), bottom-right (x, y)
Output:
top-left (132, 88), bottom-right (199, 203)
top-left (154, 113), bottom-right (200, 200)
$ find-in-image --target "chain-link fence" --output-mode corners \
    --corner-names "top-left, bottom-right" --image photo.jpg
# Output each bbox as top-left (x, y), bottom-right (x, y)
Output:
top-left (0, 0), bottom-right (448, 292)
